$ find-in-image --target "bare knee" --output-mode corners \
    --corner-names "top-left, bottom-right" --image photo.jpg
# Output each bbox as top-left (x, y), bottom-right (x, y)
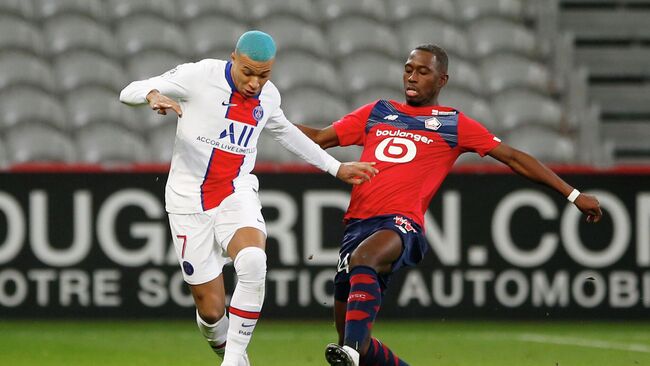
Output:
top-left (196, 305), bottom-right (225, 324)
top-left (194, 292), bottom-right (225, 323)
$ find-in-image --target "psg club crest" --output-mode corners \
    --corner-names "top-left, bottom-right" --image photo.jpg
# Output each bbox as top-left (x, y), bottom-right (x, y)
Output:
top-left (424, 117), bottom-right (442, 130)
top-left (253, 106), bottom-right (264, 121)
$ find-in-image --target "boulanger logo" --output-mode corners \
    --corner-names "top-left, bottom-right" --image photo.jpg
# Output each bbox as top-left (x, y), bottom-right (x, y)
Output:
top-left (375, 137), bottom-right (417, 163)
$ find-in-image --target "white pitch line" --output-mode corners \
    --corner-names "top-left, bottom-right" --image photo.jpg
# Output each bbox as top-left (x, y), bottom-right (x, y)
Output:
top-left (516, 333), bottom-right (650, 353)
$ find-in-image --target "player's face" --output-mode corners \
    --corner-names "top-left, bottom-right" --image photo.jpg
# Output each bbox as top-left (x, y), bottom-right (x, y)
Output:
top-left (403, 50), bottom-right (448, 106)
top-left (230, 52), bottom-right (274, 98)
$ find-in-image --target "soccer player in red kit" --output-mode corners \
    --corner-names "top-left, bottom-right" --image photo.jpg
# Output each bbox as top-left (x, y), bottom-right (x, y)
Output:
top-left (298, 44), bottom-right (603, 366)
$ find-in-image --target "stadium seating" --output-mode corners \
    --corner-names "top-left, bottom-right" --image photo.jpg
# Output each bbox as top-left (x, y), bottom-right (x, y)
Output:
top-left (116, 16), bottom-right (189, 57)
top-left (317, 0), bottom-right (387, 22)
top-left (186, 16), bottom-right (247, 60)
top-left (492, 89), bottom-right (564, 130)
top-left (0, 52), bottom-right (56, 92)
top-left (397, 18), bottom-right (471, 59)
top-left (108, 0), bottom-right (177, 21)
top-left (456, 0), bottom-right (526, 22)
top-left (0, 87), bottom-right (67, 130)
top-left (246, 0), bottom-right (316, 23)
top-left (282, 88), bottom-right (348, 127)
top-left (126, 50), bottom-right (185, 81)
top-left (327, 145), bottom-right (365, 162)
top-left (351, 87), bottom-right (404, 110)
top-left (272, 51), bottom-right (341, 94)
top-left (0, 15), bottom-right (45, 55)
top-left (33, 0), bottom-right (105, 22)
top-left (44, 15), bottom-right (117, 57)
top-left (386, 0), bottom-right (456, 22)
top-left (179, 0), bottom-right (247, 22)
top-left (5, 124), bottom-right (76, 164)
top-left (446, 56), bottom-right (483, 95)
top-left (468, 17), bottom-right (541, 58)
top-left (0, 0), bottom-right (607, 165)
top-left (75, 124), bottom-right (150, 164)
top-left (327, 17), bottom-right (400, 58)
top-left (339, 54), bottom-right (404, 95)
top-left (256, 16), bottom-right (329, 58)
top-left (479, 54), bottom-right (552, 94)
top-left (0, 138), bottom-right (7, 168)
top-left (148, 122), bottom-right (176, 163)
top-left (505, 125), bottom-right (576, 163)
top-left (0, 0), bottom-right (34, 19)
top-left (439, 87), bottom-right (497, 132)
top-left (55, 51), bottom-right (127, 92)
top-left (65, 86), bottom-right (140, 131)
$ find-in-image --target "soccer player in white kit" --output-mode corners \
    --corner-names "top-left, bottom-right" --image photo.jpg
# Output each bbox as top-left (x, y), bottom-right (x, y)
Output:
top-left (119, 31), bottom-right (378, 366)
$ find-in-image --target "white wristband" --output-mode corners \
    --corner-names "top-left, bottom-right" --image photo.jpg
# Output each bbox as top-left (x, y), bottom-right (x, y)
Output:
top-left (567, 189), bottom-right (580, 203)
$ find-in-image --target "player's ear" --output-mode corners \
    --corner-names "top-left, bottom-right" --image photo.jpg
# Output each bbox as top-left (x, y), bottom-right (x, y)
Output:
top-left (439, 73), bottom-right (449, 88)
top-left (230, 51), bottom-right (237, 63)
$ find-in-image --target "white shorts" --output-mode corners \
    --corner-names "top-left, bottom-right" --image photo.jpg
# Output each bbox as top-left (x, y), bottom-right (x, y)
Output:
top-left (168, 190), bottom-right (266, 285)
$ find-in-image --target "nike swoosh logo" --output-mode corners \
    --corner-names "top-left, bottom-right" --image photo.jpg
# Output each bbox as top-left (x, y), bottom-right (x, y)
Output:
top-left (242, 323), bottom-right (256, 328)
top-left (256, 218), bottom-right (264, 224)
top-left (222, 101), bottom-right (238, 107)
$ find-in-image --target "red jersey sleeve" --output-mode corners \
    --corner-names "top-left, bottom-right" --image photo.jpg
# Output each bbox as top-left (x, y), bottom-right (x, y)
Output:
top-left (332, 102), bottom-right (376, 146)
top-left (458, 113), bottom-right (501, 156)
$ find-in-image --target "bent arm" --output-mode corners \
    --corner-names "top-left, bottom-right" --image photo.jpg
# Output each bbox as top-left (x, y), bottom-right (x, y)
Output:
top-left (295, 124), bottom-right (341, 149)
top-left (119, 64), bottom-right (195, 105)
top-left (488, 143), bottom-right (602, 222)
top-left (488, 143), bottom-right (573, 196)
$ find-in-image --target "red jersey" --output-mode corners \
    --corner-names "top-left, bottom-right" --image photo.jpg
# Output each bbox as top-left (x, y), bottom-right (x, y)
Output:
top-left (333, 100), bottom-right (501, 227)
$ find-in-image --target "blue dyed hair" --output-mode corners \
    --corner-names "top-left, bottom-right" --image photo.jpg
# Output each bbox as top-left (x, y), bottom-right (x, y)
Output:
top-left (235, 30), bottom-right (276, 62)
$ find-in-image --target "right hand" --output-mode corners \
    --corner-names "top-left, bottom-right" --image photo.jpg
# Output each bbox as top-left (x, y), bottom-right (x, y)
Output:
top-left (336, 162), bottom-right (379, 185)
top-left (146, 90), bottom-right (182, 117)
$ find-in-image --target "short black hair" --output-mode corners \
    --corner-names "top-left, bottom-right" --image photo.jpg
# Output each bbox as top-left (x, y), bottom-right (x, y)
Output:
top-left (414, 44), bottom-right (448, 73)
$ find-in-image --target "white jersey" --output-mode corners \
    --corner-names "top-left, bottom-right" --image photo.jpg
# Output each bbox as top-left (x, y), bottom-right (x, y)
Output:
top-left (120, 59), bottom-right (341, 214)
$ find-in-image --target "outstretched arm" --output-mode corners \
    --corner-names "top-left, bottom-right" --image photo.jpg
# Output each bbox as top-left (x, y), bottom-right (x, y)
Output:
top-left (488, 143), bottom-right (602, 223)
top-left (295, 124), bottom-right (341, 149)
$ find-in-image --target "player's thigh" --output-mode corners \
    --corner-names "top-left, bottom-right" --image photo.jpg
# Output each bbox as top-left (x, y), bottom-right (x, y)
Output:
top-left (214, 190), bottom-right (267, 259)
top-left (169, 212), bottom-right (227, 285)
top-left (350, 229), bottom-right (403, 273)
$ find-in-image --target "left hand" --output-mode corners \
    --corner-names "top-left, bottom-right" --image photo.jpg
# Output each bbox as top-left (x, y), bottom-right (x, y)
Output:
top-left (336, 162), bottom-right (378, 185)
top-left (574, 193), bottom-right (603, 223)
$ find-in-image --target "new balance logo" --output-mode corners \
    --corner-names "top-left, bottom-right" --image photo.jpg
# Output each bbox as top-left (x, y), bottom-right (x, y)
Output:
top-left (384, 114), bottom-right (399, 121)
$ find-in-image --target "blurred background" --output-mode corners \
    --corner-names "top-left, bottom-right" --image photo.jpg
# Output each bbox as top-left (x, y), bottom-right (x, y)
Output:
top-left (0, 0), bottom-right (649, 365)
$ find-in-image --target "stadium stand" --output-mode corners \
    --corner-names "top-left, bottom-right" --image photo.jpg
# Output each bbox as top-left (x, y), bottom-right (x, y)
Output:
top-left (0, 0), bottom-right (34, 19)
top-left (148, 122), bottom-right (177, 163)
top-left (5, 124), bottom-right (76, 164)
top-left (256, 16), bottom-right (329, 58)
top-left (273, 51), bottom-right (342, 94)
top-left (178, 0), bottom-right (248, 22)
top-left (54, 51), bottom-right (127, 92)
top-left (33, 0), bottom-right (105, 22)
top-left (0, 87), bottom-right (67, 130)
top-left (75, 124), bottom-right (150, 164)
top-left (386, 0), bottom-right (456, 22)
top-left (43, 15), bottom-right (117, 57)
top-left (559, 0), bottom-right (650, 162)
top-left (0, 0), bottom-right (618, 166)
top-left (246, 0), bottom-right (316, 23)
top-left (186, 16), bottom-right (247, 60)
top-left (0, 15), bottom-right (45, 55)
top-left (282, 88), bottom-right (349, 127)
top-left (0, 52), bottom-right (56, 92)
top-left (317, 0), bottom-right (388, 22)
top-left (505, 125), bottom-right (576, 163)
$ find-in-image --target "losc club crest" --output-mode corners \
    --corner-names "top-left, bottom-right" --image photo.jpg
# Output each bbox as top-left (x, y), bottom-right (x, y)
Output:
top-left (424, 117), bottom-right (442, 130)
top-left (253, 105), bottom-right (264, 121)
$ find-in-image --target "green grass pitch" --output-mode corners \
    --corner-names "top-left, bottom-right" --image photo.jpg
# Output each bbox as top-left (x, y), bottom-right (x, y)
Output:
top-left (1, 320), bottom-right (649, 365)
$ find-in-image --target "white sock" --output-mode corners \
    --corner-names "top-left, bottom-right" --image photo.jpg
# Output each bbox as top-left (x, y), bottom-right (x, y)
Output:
top-left (196, 310), bottom-right (229, 356)
top-left (222, 247), bottom-right (266, 365)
